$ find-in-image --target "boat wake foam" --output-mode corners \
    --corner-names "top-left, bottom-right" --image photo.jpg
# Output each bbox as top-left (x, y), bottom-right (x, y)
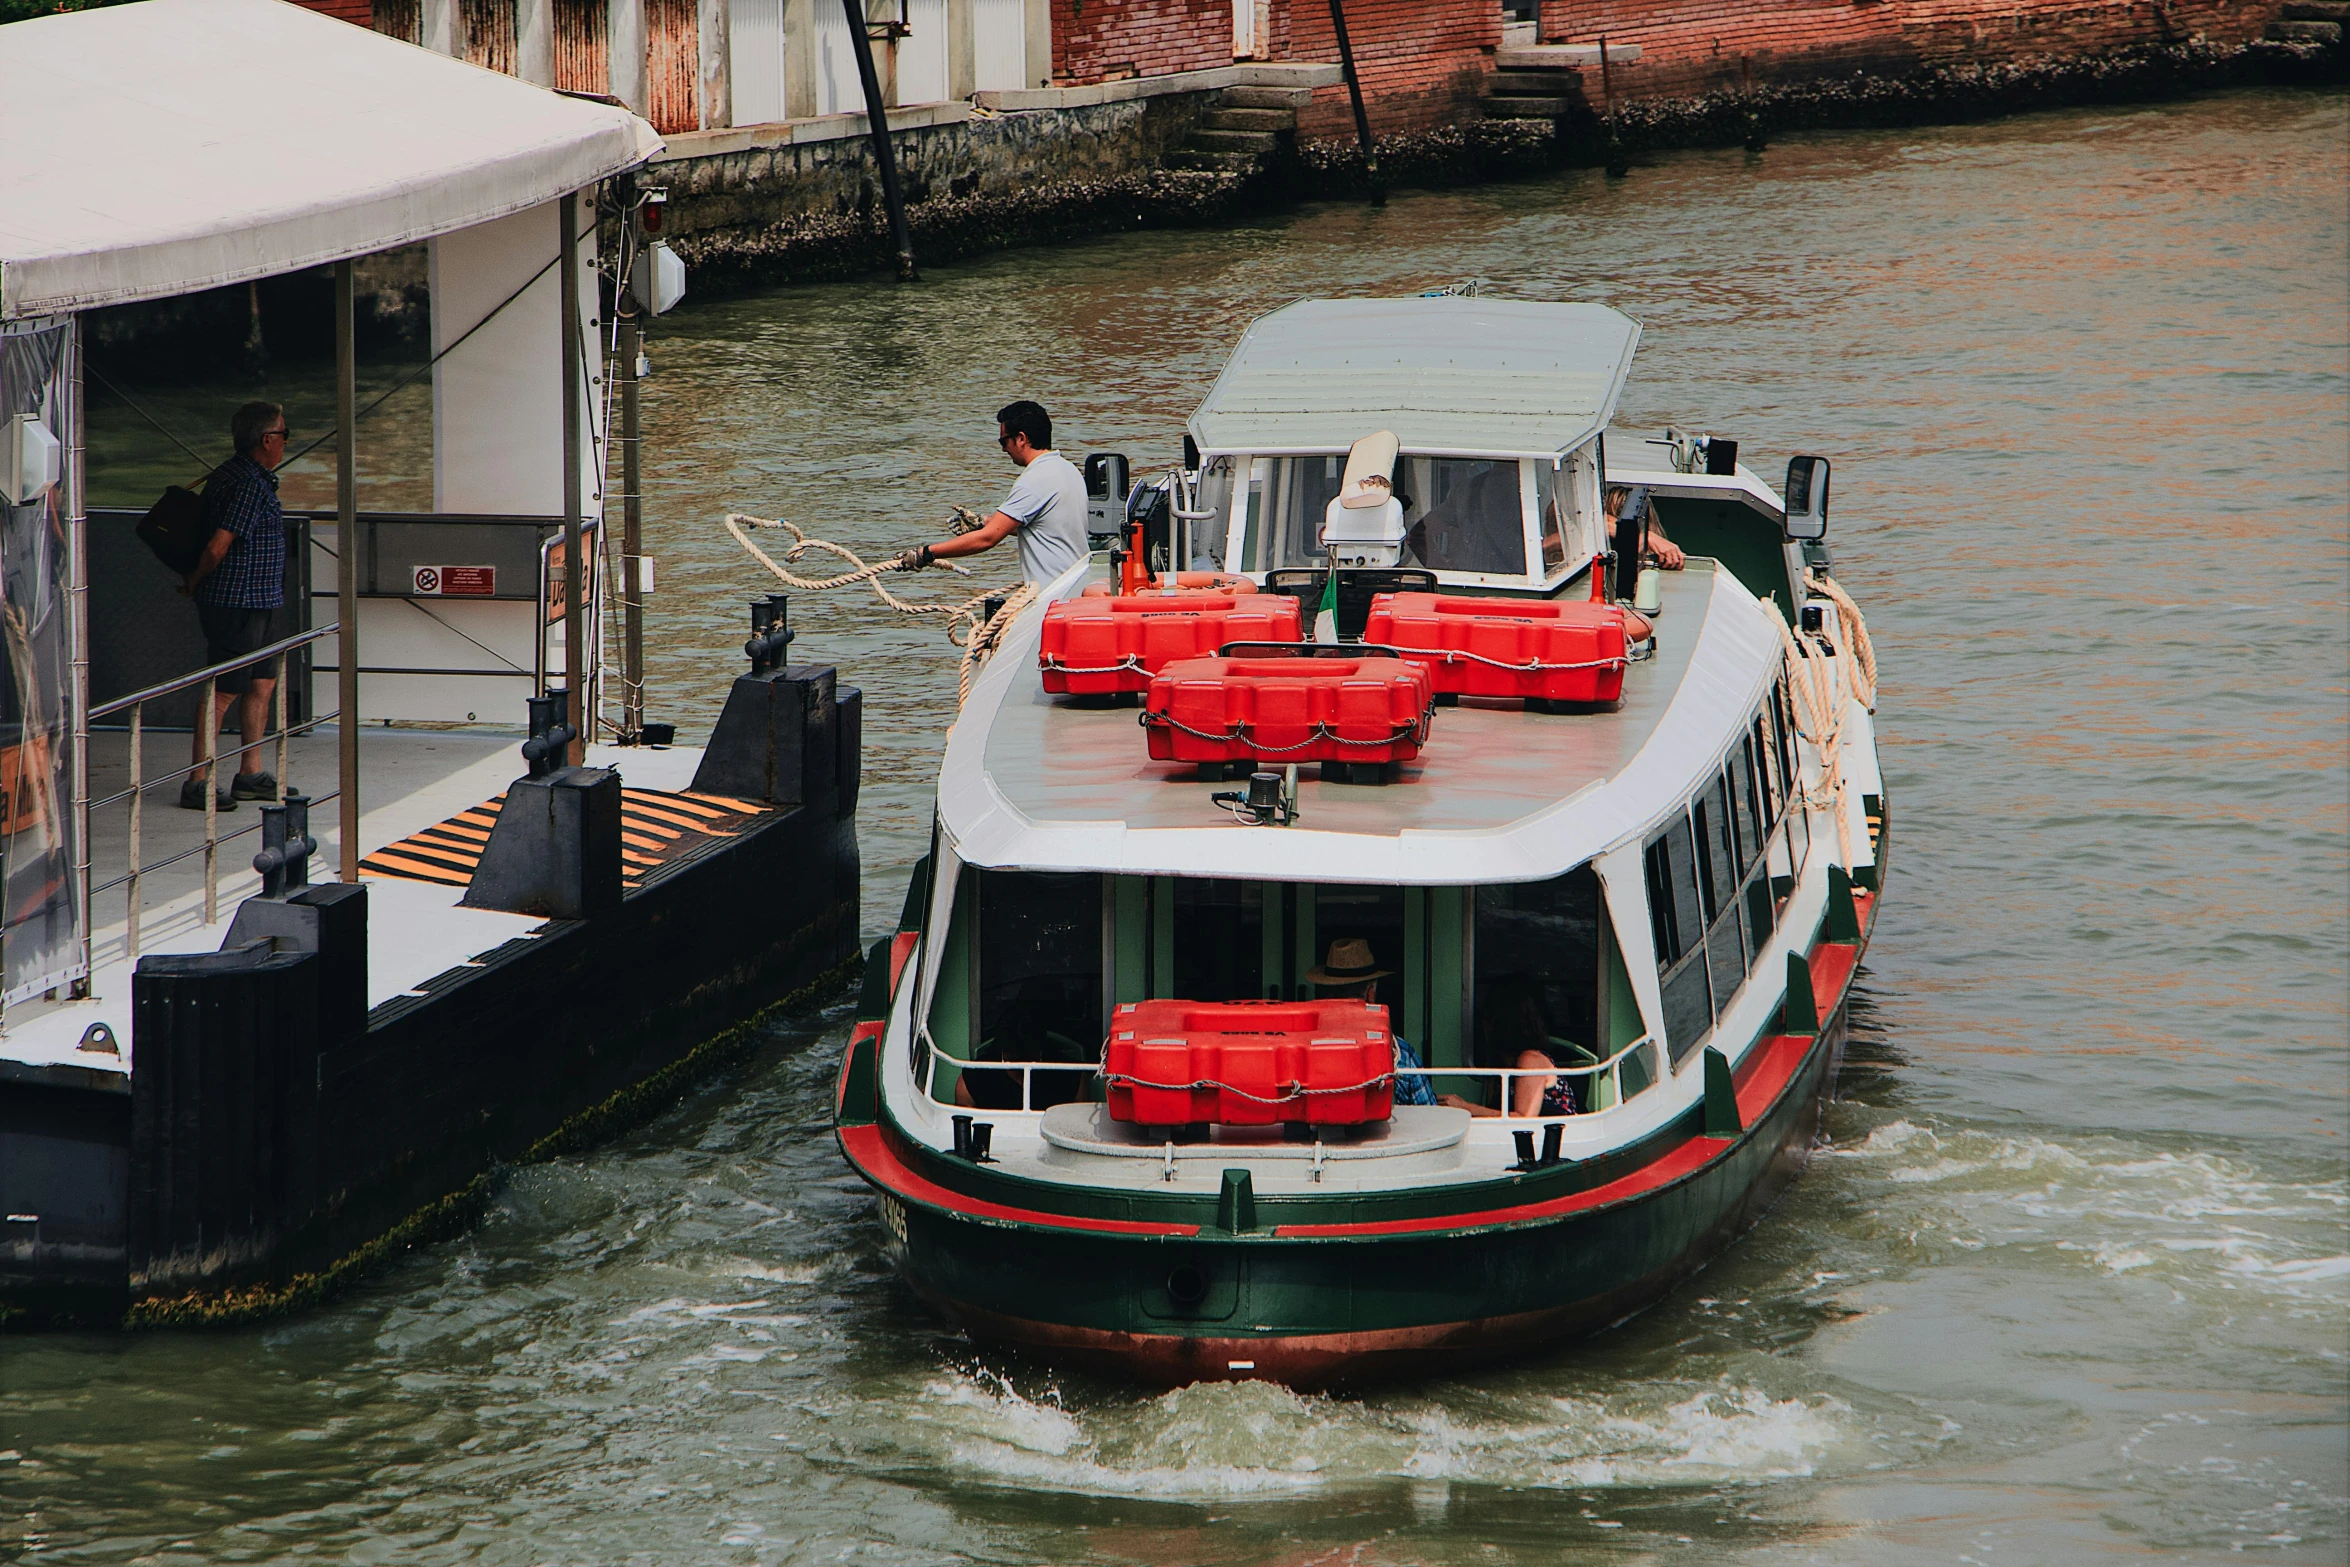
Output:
top-left (1823, 1118), bottom-right (2350, 1308)
top-left (898, 1365), bottom-right (1852, 1498)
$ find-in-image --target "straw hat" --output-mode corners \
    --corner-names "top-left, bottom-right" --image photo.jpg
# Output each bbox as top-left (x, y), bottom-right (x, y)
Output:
top-left (1305, 937), bottom-right (1393, 986)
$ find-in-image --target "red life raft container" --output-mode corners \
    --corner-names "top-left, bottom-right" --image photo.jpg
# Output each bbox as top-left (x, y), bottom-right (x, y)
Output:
top-left (1038, 593), bottom-right (1301, 695)
top-left (1359, 592), bottom-right (1629, 703)
top-left (1141, 655), bottom-right (1434, 765)
top-left (1103, 999), bottom-right (1396, 1127)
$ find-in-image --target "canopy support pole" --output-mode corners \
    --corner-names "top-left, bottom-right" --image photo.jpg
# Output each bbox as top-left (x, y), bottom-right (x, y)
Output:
top-left (560, 190), bottom-right (586, 764)
top-left (335, 261), bottom-right (360, 881)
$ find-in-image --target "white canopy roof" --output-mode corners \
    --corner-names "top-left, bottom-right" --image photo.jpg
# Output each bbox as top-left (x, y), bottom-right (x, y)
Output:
top-left (0, 0), bottom-right (662, 320)
top-left (1187, 297), bottom-right (1643, 459)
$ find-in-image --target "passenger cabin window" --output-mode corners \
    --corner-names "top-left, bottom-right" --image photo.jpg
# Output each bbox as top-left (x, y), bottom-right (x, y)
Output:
top-left (968, 869), bottom-right (1102, 1109)
top-left (1642, 815), bottom-right (1713, 1064)
top-left (1258, 455), bottom-right (1532, 577)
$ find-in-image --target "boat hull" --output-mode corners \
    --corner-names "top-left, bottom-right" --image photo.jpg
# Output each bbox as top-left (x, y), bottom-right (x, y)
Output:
top-left (867, 1001), bottom-right (1847, 1390)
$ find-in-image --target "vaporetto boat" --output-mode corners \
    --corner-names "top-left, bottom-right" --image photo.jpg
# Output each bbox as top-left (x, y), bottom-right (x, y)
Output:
top-left (834, 296), bottom-right (1887, 1387)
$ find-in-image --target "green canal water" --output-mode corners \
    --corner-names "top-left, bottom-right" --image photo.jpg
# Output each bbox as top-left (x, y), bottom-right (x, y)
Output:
top-left (14, 87), bottom-right (2348, 1565)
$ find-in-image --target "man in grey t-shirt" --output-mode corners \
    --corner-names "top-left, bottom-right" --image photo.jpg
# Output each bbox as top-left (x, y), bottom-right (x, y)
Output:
top-left (895, 400), bottom-right (1088, 586)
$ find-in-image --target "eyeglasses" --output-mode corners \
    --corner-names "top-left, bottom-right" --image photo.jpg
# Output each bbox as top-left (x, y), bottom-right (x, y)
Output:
top-left (996, 431), bottom-right (1015, 448)
top-left (263, 427), bottom-right (290, 440)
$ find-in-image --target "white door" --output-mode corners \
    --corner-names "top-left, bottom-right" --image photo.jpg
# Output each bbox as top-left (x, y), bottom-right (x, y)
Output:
top-left (814, 1), bottom-right (855, 115)
top-left (971, 0), bottom-right (1026, 91)
top-left (1232, 0), bottom-right (1268, 60)
top-left (897, 0), bottom-right (947, 104)
top-left (728, 0), bottom-right (785, 124)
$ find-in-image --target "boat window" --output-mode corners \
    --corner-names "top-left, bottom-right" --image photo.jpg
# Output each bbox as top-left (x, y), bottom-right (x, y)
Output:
top-left (1743, 860), bottom-right (1776, 954)
top-left (1769, 683), bottom-right (1798, 799)
top-left (1534, 451), bottom-right (1595, 578)
top-left (1471, 866), bottom-right (1602, 1073)
top-left (1308, 883), bottom-right (1407, 1002)
top-left (1751, 718), bottom-right (1781, 830)
top-left (1258, 455), bottom-right (1531, 576)
top-left (1402, 457), bottom-right (1526, 576)
top-left (1172, 878), bottom-right (1273, 1001)
top-left (1191, 458), bottom-right (1236, 570)
top-left (1694, 774), bottom-right (1740, 922)
top-left (971, 869), bottom-right (1103, 1107)
top-left (1728, 739), bottom-right (1762, 872)
top-left (1644, 814), bottom-right (1714, 1063)
top-left (1265, 456), bottom-right (1345, 567)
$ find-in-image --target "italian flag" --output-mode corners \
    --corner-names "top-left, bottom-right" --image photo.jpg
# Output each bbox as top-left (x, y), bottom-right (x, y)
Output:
top-left (1314, 569), bottom-right (1339, 644)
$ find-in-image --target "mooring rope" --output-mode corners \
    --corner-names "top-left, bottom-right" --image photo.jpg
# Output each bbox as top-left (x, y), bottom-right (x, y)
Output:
top-left (724, 511), bottom-right (1035, 704)
top-left (1766, 573), bottom-right (1882, 871)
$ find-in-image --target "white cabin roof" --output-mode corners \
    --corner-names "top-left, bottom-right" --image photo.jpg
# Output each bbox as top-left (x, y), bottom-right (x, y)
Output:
top-left (0, 0), bottom-right (662, 320)
top-left (1185, 298), bottom-right (1643, 460)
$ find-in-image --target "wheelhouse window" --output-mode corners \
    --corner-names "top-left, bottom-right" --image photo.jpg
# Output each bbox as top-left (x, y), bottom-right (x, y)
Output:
top-left (1255, 455), bottom-right (1533, 577)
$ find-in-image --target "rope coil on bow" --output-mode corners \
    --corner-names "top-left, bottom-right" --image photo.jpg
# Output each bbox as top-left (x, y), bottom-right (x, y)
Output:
top-left (1766, 571), bottom-right (1878, 870)
top-left (724, 512), bottom-right (1036, 704)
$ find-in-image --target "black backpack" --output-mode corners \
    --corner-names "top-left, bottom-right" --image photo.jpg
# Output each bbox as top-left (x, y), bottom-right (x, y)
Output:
top-left (135, 472), bottom-right (218, 577)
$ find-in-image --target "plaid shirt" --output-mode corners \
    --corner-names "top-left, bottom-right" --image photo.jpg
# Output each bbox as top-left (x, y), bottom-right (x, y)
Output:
top-left (196, 454), bottom-right (285, 608)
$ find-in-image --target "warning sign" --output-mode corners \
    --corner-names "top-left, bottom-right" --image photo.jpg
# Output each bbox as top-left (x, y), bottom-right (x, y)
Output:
top-left (412, 565), bottom-right (496, 597)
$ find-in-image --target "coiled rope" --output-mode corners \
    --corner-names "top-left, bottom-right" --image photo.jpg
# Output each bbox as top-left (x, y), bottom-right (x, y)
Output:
top-left (724, 512), bottom-right (1035, 704)
top-left (1766, 571), bottom-right (1878, 870)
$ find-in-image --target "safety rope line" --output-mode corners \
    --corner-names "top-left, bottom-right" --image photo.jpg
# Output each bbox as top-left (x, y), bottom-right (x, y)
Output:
top-left (1138, 707), bottom-right (1434, 754)
top-left (1102, 1071), bottom-right (1395, 1102)
top-left (1407, 647), bottom-right (1627, 675)
top-left (724, 511), bottom-right (1034, 705)
top-left (1804, 569), bottom-right (1879, 709)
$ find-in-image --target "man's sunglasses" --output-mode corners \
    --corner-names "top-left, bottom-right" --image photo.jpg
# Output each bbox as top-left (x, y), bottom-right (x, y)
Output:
top-left (263, 427), bottom-right (290, 440)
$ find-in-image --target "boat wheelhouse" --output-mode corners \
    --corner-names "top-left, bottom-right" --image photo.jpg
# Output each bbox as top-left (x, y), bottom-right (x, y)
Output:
top-left (835, 296), bottom-right (1886, 1387)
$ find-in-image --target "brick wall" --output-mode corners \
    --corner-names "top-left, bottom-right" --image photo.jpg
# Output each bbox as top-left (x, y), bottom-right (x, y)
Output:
top-left (1536, 1), bottom-right (2282, 99)
top-left (293, 0), bottom-right (373, 25)
top-left (1273, 0), bottom-right (1501, 138)
top-left (1054, 0), bottom-right (1234, 84)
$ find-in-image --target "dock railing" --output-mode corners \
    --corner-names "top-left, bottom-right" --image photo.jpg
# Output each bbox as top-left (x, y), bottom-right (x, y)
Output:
top-left (85, 624), bottom-right (341, 957)
top-left (921, 1031), bottom-right (1666, 1119)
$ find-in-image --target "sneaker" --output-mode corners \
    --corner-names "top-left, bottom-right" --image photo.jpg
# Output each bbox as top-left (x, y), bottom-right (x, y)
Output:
top-left (231, 770), bottom-right (279, 802)
top-left (179, 777), bottom-right (237, 811)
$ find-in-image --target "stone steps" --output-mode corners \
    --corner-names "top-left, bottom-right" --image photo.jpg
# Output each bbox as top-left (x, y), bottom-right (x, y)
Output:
top-left (1484, 95), bottom-right (1573, 118)
top-left (1166, 148), bottom-right (1262, 173)
top-left (1205, 106), bottom-right (1292, 132)
top-left (1164, 86), bottom-right (1298, 174)
top-left (1220, 83), bottom-right (1315, 110)
top-left (1187, 127), bottom-right (1280, 154)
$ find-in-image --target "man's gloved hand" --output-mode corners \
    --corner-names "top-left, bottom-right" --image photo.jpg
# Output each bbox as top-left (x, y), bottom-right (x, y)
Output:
top-left (893, 545), bottom-right (934, 571)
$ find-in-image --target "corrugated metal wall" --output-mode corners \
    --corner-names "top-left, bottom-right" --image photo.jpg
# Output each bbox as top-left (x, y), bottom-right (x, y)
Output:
top-left (463, 0), bottom-right (518, 76)
top-left (554, 0), bottom-right (611, 93)
top-left (646, 0), bottom-right (702, 132)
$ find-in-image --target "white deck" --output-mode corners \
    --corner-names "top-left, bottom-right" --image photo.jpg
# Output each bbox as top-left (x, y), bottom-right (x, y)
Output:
top-left (2, 729), bottom-right (709, 1080)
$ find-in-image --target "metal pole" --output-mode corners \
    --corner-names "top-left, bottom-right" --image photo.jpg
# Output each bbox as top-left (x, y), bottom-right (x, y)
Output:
top-left (1600, 36), bottom-right (1627, 178)
top-left (559, 191), bottom-right (586, 765)
top-left (336, 260), bottom-right (360, 881)
top-left (274, 650), bottom-right (288, 799)
top-left (842, 0), bottom-right (918, 280)
top-left (65, 315), bottom-right (91, 995)
top-left (618, 312), bottom-right (645, 741)
top-left (1326, 0), bottom-right (1383, 206)
top-left (126, 703), bottom-right (141, 960)
top-left (201, 673), bottom-right (218, 923)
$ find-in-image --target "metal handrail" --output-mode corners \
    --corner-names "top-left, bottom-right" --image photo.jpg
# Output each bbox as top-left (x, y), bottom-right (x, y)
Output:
top-left (94, 631), bottom-right (345, 957)
top-left (90, 624), bottom-right (337, 721)
top-left (927, 1034), bottom-right (1667, 1118)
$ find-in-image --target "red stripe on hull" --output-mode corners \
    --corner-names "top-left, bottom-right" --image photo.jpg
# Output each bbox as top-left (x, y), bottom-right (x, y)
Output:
top-left (839, 1124), bottom-right (1201, 1237)
top-left (888, 931), bottom-right (918, 995)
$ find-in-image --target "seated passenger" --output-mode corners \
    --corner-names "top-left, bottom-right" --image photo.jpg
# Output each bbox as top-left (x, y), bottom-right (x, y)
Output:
top-left (1601, 484), bottom-right (1684, 642)
top-left (1442, 979), bottom-right (1590, 1118)
top-left (1304, 938), bottom-right (1437, 1107)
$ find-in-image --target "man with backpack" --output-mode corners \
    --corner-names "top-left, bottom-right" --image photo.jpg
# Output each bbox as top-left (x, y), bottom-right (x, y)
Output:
top-left (180, 400), bottom-right (288, 809)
